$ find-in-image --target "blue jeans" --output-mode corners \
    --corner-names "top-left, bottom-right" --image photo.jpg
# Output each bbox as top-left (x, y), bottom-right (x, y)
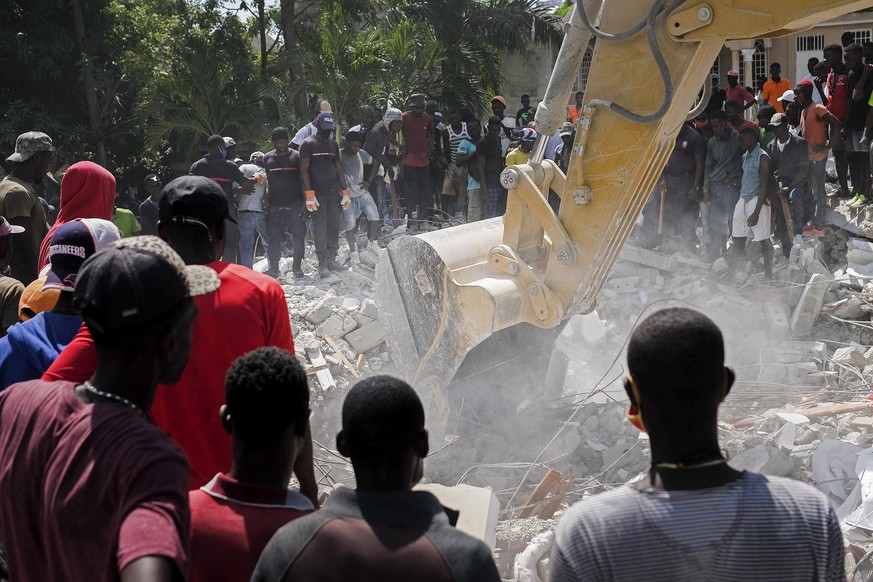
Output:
top-left (238, 210), bottom-right (268, 269)
top-left (708, 183), bottom-right (740, 255)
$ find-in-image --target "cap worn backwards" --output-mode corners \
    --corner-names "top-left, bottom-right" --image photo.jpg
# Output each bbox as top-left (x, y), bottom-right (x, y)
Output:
top-left (43, 219), bottom-right (121, 293)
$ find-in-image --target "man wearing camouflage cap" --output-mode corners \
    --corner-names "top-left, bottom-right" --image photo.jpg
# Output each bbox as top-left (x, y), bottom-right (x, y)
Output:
top-left (0, 132), bottom-right (54, 284)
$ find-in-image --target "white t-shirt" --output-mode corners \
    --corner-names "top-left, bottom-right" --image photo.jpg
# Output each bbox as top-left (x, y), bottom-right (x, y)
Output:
top-left (237, 163), bottom-right (266, 212)
top-left (291, 123), bottom-right (317, 146)
top-left (551, 471), bottom-right (844, 582)
top-left (339, 149), bottom-right (374, 198)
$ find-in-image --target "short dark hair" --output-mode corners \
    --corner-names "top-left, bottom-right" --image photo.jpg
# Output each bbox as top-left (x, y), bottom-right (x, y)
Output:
top-left (824, 43), bottom-right (843, 57)
top-left (738, 126), bottom-right (759, 140)
top-left (770, 62), bottom-right (781, 69)
top-left (521, 94), bottom-right (530, 99)
top-left (345, 130), bottom-right (363, 144)
top-left (628, 308), bottom-right (725, 405)
top-left (708, 110), bottom-right (727, 121)
top-left (207, 134), bottom-right (225, 149)
top-left (808, 57), bottom-right (819, 66)
top-left (272, 127), bottom-right (289, 141)
top-left (724, 99), bottom-right (741, 110)
top-left (842, 31), bottom-right (855, 45)
top-left (847, 42), bottom-right (864, 55)
top-left (341, 375), bottom-right (425, 467)
top-left (575, 91), bottom-right (584, 98)
top-left (225, 347), bottom-right (310, 447)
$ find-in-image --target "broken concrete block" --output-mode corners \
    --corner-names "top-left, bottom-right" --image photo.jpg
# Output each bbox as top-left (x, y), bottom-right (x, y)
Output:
top-left (344, 320), bottom-right (386, 353)
top-left (618, 245), bottom-right (677, 271)
top-left (341, 297), bottom-right (361, 311)
top-left (833, 346), bottom-right (867, 370)
top-left (305, 299), bottom-right (335, 325)
top-left (415, 483), bottom-right (500, 548)
top-left (358, 298), bottom-right (379, 320)
top-left (763, 300), bottom-right (790, 336)
top-left (790, 273), bottom-right (833, 334)
top-left (605, 277), bottom-right (641, 294)
top-left (316, 313), bottom-right (358, 339)
top-left (729, 444), bottom-right (794, 476)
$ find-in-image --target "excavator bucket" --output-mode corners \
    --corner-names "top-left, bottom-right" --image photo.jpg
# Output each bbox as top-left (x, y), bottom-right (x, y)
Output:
top-left (376, 0), bottom-right (873, 442)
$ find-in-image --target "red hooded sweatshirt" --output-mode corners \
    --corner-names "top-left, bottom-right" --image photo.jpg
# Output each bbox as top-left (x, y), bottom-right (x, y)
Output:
top-left (38, 161), bottom-right (116, 270)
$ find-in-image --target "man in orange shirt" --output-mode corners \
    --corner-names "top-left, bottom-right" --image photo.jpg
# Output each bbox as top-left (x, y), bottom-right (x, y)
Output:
top-left (797, 81), bottom-right (842, 235)
top-left (568, 91), bottom-right (584, 124)
top-left (761, 63), bottom-right (791, 113)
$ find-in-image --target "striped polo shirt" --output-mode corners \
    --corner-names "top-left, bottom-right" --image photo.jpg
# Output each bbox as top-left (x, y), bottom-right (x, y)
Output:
top-left (550, 471), bottom-right (844, 581)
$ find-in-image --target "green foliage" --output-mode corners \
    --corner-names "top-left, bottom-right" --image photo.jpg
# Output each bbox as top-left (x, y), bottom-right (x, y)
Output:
top-left (554, 0), bottom-right (572, 18)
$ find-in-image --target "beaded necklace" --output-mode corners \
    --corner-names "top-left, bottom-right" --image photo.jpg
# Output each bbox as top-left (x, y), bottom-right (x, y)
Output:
top-left (82, 381), bottom-right (144, 415)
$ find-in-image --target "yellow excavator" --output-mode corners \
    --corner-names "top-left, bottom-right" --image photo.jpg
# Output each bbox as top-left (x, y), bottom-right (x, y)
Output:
top-left (376, 0), bottom-right (873, 440)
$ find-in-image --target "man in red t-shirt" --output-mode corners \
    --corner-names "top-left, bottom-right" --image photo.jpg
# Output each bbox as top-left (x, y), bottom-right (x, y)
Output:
top-left (43, 176), bottom-right (318, 504)
top-left (0, 236), bottom-right (221, 581)
top-left (402, 93), bottom-right (434, 226)
top-left (188, 346), bottom-right (315, 582)
top-left (825, 44), bottom-right (851, 198)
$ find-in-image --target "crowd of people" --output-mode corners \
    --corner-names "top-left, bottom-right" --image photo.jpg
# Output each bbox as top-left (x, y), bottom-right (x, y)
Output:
top-left (0, 36), bottom-right (859, 582)
top-left (643, 34), bottom-right (873, 283)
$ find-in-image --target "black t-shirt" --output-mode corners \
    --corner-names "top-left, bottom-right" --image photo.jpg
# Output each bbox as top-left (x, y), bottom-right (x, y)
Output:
top-left (477, 135), bottom-right (505, 184)
top-left (263, 149), bottom-right (302, 207)
top-left (847, 65), bottom-right (873, 130)
top-left (299, 136), bottom-right (340, 192)
top-left (189, 153), bottom-right (246, 199)
top-left (515, 106), bottom-right (533, 127)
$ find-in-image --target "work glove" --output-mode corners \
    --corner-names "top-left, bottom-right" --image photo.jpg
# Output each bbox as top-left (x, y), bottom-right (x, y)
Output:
top-left (341, 190), bottom-right (351, 210)
top-left (305, 190), bottom-right (319, 212)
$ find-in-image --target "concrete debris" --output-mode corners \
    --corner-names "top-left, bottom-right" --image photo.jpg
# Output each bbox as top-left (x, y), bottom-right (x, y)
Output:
top-left (415, 483), bottom-right (500, 548)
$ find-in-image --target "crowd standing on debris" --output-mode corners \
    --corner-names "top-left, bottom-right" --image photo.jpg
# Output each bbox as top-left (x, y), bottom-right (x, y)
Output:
top-left (641, 33), bottom-right (873, 289)
top-left (1, 32), bottom-right (871, 582)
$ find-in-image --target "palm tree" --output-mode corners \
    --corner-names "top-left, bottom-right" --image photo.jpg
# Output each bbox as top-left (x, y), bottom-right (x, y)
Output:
top-left (399, 0), bottom-right (562, 109)
top-left (139, 48), bottom-right (270, 163)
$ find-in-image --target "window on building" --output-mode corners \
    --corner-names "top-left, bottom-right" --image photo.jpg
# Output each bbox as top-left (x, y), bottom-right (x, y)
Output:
top-left (847, 28), bottom-right (872, 44)
top-left (796, 35), bottom-right (825, 52)
top-left (738, 40), bottom-right (768, 90)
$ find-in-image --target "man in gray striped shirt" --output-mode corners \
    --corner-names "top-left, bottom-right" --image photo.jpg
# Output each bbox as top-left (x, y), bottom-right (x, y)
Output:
top-left (551, 308), bottom-right (845, 582)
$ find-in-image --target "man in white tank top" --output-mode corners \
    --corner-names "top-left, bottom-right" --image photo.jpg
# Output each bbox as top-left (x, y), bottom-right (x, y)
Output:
top-left (440, 109), bottom-right (470, 221)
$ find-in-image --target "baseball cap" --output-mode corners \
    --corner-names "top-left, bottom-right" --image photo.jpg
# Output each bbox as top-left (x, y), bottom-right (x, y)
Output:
top-left (319, 100), bottom-right (333, 113)
top-left (383, 108), bottom-right (402, 124)
top-left (73, 236), bottom-right (220, 333)
top-left (560, 122), bottom-right (575, 137)
top-left (223, 137), bottom-right (236, 148)
top-left (6, 132), bottom-right (54, 163)
top-left (727, 69), bottom-right (739, 77)
top-left (159, 175), bottom-right (237, 229)
top-left (491, 96), bottom-right (507, 106)
top-left (0, 216), bottom-right (24, 237)
top-left (19, 278), bottom-right (59, 321)
top-left (44, 219), bottom-right (122, 292)
top-left (518, 127), bottom-right (538, 142)
top-left (777, 89), bottom-right (795, 102)
top-left (768, 113), bottom-right (789, 129)
top-left (432, 111), bottom-right (443, 120)
top-left (316, 112), bottom-right (336, 130)
top-left (409, 93), bottom-right (426, 106)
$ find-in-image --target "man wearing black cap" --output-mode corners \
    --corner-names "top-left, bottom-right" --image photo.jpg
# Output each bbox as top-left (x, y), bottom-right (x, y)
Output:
top-left (139, 174), bottom-right (163, 236)
top-left (0, 236), bottom-right (217, 582)
top-left (42, 176), bottom-right (318, 506)
top-left (189, 134), bottom-right (260, 264)
top-left (0, 131), bottom-right (54, 284)
top-left (264, 127), bottom-right (306, 279)
top-left (300, 112), bottom-right (352, 278)
top-left (402, 94), bottom-right (434, 226)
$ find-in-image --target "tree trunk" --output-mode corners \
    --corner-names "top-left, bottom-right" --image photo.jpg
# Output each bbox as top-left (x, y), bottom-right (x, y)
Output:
top-left (280, 0), bottom-right (309, 118)
top-left (257, 0), bottom-right (268, 81)
top-left (69, 0), bottom-right (107, 166)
